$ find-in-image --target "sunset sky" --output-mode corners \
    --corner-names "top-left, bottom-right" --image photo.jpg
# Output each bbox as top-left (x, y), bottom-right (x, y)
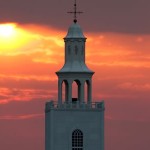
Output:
top-left (0, 0), bottom-right (150, 150)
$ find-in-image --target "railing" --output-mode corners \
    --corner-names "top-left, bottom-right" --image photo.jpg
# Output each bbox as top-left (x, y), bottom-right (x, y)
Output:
top-left (45, 100), bottom-right (104, 112)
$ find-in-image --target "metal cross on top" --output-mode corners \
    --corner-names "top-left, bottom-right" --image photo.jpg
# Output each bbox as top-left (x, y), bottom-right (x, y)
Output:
top-left (67, 0), bottom-right (83, 23)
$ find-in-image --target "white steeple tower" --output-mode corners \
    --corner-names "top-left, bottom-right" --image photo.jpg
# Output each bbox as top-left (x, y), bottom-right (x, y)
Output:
top-left (56, 18), bottom-right (94, 106)
top-left (45, 1), bottom-right (104, 150)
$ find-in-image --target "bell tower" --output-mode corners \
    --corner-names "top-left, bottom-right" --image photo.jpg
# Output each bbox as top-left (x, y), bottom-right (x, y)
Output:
top-left (56, 21), bottom-right (94, 106)
top-left (45, 1), bottom-right (105, 150)
top-left (56, 0), bottom-right (94, 106)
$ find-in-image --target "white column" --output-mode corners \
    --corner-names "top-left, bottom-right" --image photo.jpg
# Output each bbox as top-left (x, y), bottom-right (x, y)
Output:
top-left (68, 80), bottom-right (72, 103)
top-left (65, 81), bottom-right (68, 102)
top-left (88, 80), bottom-right (92, 104)
top-left (79, 81), bottom-right (85, 103)
top-left (78, 82), bottom-right (80, 101)
top-left (58, 80), bottom-right (62, 105)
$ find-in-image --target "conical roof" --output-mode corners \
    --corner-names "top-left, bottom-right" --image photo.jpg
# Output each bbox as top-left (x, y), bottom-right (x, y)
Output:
top-left (57, 22), bottom-right (94, 74)
top-left (65, 23), bottom-right (86, 38)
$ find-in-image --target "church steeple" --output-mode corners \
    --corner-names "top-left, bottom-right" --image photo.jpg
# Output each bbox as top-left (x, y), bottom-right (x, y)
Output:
top-left (56, 1), bottom-right (94, 106)
top-left (45, 2), bottom-right (104, 150)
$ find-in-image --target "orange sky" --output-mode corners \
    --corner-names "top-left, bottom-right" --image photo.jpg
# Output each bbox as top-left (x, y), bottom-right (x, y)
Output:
top-left (0, 23), bottom-right (149, 104)
top-left (0, 23), bottom-right (150, 150)
top-left (0, 22), bottom-right (150, 119)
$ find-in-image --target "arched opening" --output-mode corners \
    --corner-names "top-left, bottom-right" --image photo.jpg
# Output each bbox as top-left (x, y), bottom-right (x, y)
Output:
top-left (62, 81), bottom-right (65, 103)
top-left (72, 80), bottom-right (81, 103)
top-left (72, 129), bottom-right (83, 150)
top-left (62, 80), bottom-right (69, 103)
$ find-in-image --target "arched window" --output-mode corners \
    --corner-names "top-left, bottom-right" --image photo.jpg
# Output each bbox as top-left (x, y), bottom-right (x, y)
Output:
top-left (72, 81), bottom-right (78, 100)
top-left (72, 129), bottom-right (83, 150)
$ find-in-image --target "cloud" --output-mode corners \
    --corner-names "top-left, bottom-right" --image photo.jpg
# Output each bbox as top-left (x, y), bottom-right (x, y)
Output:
top-left (118, 82), bottom-right (150, 91)
top-left (0, 114), bottom-right (43, 120)
top-left (0, 0), bottom-right (150, 34)
top-left (0, 25), bottom-right (150, 105)
top-left (0, 74), bottom-right (57, 81)
top-left (86, 33), bottom-right (150, 69)
top-left (0, 24), bottom-right (64, 57)
top-left (0, 5), bottom-right (150, 150)
top-left (0, 87), bottom-right (57, 104)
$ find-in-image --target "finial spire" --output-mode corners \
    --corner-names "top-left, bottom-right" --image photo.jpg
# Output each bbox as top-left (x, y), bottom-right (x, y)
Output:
top-left (67, 0), bottom-right (83, 23)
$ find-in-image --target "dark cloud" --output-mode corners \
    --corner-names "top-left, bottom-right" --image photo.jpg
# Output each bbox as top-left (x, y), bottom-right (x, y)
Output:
top-left (0, 99), bottom-right (45, 116)
top-left (0, 0), bottom-right (150, 33)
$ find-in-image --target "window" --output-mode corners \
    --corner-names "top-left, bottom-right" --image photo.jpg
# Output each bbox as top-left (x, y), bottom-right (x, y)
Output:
top-left (72, 129), bottom-right (83, 150)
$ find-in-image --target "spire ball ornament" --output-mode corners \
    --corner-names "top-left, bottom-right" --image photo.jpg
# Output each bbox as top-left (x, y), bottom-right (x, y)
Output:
top-left (67, 0), bottom-right (83, 23)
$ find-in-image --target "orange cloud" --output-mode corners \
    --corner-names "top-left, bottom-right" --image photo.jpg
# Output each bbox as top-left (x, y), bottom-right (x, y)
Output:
top-left (0, 74), bottom-right (57, 81)
top-left (118, 82), bottom-right (150, 91)
top-left (0, 22), bottom-right (150, 105)
top-left (0, 114), bottom-right (43, 120)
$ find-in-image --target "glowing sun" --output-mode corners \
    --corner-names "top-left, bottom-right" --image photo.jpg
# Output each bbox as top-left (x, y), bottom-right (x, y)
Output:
top-left (0, 23), bottom-right (33, 53)
top-left (0, 23), bottom-right (16, 38)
